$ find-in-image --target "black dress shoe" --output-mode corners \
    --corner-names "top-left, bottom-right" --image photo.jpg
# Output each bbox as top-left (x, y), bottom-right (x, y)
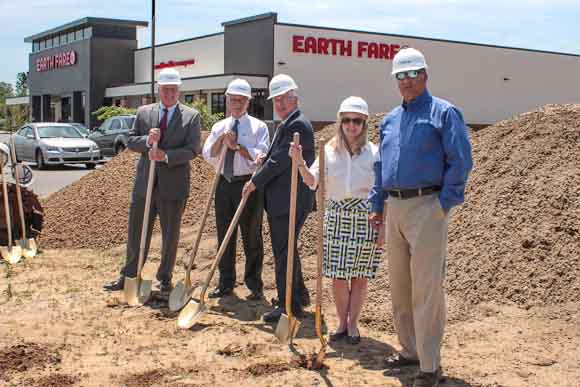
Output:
top-left (347, 328), bottom-right (361, 345)
top-left (263, 307), bottom-right (283, 323)
top-left (329, 329), bottom-right (348, 342)
top-left (247, 290), bottom-right (264, 301)
top-left (103, 277), bottom-right (125, 291)
top-left (208, 287), bottom-right (233, 299)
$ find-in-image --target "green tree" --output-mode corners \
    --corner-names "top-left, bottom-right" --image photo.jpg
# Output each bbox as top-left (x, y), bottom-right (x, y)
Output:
top-left (15, 72), bottom-right (28, 97)
top-left (0, 82), bottom-right (14, 127)
top-left (91, 105), bottom-right (137, 122)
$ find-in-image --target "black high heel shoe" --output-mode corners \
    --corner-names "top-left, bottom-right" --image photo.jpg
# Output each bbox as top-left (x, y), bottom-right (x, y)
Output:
top-left (347, 328), bottom-right (361, 345)
top-left (330, 329), bottom-right (348, 342)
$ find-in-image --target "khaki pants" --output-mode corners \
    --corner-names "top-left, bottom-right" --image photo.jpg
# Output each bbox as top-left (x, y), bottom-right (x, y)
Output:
top-left (385, 193), bottom-right (449, 372)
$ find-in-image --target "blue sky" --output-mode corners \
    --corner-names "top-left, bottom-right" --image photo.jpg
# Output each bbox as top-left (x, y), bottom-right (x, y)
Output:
top-left (1, 0), bottom-right (579, 87)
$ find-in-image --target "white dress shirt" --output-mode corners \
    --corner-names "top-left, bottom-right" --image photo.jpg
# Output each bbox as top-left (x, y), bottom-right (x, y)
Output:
top-left (308, 142), bottom-right (379, 201)
top-left (202, 113), bottom-right (270, 176)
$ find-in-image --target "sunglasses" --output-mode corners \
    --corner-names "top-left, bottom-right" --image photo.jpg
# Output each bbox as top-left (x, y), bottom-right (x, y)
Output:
top-left (395, 70), bottom-right (422, 81)
top-left (341, 117), bottom-right (365, 126)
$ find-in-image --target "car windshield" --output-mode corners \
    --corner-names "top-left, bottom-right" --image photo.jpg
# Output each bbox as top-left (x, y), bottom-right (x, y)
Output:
top-left (38, 125), bottom-right (83, 139)
top-left (72, 124), bottom-right (89, 136)
top-left (122, 117), bottom-right (135, 129)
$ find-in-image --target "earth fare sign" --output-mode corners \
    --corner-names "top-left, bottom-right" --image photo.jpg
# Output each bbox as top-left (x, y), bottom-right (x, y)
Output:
top-left (292, 35), bottom-right (401, 60)
top-left (36, 50), bottom-right (77, 72)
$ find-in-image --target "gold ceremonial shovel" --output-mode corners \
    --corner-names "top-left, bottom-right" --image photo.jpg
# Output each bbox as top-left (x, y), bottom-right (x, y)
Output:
top-left (169, 149), bottom-right (227, 312)
top-left (177, 194), bottom-right (249, 329)
top-left (275, 132), bottom-right (302, 344)
top-left (313, 138), bottom-right (327, 368)
top-left (123, 144), bottom-right (158, 306)
top-left (0, 151), bottom-right (22, 264)
top-left (9, 136), bottom-right (37, 258)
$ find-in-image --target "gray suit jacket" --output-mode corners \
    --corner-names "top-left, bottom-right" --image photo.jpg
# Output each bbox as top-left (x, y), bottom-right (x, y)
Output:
top-left (127, 102), bottom-right (201, 200)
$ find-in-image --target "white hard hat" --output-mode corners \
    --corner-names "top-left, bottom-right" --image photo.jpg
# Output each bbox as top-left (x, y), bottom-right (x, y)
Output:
top-left (268, 74), bottom-right (298, 100)
top-left (225, 78), bottom-right (252, 99)
top-left (391, 47), bottom-right (428, 75)
top-left (158, 68), bottom-right (182, 85)
top-left (338, 96), bottom-right (369, 116)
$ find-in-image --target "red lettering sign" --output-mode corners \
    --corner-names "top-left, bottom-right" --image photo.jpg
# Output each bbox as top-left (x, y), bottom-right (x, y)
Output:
top-left (292, 35), bottom-right (399, 61)
top-left (154, 59), bottom-right (196, 70)
top-left (35, 50), bottom-right (78, 72)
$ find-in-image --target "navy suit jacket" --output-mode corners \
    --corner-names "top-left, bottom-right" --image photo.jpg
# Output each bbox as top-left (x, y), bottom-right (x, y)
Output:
top-left (252, 109), bottom-right (315, 217)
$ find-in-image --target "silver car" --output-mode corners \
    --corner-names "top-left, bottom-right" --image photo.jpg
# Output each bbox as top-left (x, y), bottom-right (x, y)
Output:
top-left (12, 123), bottom-right (102, 169)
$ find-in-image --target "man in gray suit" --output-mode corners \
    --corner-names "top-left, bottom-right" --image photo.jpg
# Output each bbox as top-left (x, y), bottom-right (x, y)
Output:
top-left (104, 68), bottom-right (201, 296)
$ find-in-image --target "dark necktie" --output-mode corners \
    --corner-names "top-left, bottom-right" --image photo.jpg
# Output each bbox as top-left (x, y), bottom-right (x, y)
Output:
top-left (159, 107), bottom-right (169, 143)
top-left (223, 119), bottom-right (239, 181)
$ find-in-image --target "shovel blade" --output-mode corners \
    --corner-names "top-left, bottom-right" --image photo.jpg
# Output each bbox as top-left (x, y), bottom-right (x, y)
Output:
top-left (19, 238), bottom-right (37, 258)
top-left (123, 277), bottom-right (152, 306)
top-left (169, 282), bottom-right (194, 312)
top-left (177, 299), bottom-right (207, 329)
top-left (1, 246), bottom-right (22, 264)
top-left (275, 314), bottom-right (301, 344)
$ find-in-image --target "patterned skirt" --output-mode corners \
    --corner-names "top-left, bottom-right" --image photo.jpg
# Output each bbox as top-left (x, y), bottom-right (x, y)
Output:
top-left (323, 198), bottom-right (383, 280)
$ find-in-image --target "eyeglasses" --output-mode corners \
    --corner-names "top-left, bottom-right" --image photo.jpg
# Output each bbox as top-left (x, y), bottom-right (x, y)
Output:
top-left (395, 70), bottom-right (421, 81)
top-left (341, 117), bottom-right (365, 126)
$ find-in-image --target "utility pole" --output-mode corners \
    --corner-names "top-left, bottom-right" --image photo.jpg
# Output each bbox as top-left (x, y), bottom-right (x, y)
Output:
top-left (150, 0), bottom-right (156, 102)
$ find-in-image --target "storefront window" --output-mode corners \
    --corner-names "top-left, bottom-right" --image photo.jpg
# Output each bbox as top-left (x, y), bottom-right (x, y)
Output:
top-left (249, 90), bottom-right (266, 119)
top-left (60, 33), bottom-right (68, 45)
top-left (46, 38), bottom-right (52, 49)
top-left (184, 94), bottom-right (194, 104)
top-left (211, 93), bottom-right (226, 115)
top-left (75, 30), bottom-right (83, 41)
top-left (68, 31), bottom-right (75, 42)
top-left (33, 42), bottom-right (40, 52)
top-left (83, 27), bottom-right (92, 39)
top-left (39, 40), bottom-right (45, 50)
top-left (53, 36), bottom-right (60, 47)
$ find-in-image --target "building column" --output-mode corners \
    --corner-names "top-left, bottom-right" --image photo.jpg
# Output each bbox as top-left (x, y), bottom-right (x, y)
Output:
top-left (72, 91), bottom-right (83, 124)
top-left (31, 96), bottom-right (42, 122)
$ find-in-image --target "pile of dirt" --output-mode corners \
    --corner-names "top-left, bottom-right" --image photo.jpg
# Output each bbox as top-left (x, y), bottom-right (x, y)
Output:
top-left (26, 373), bottom-right (79, 387)
top-left (40, 105), bottom-right (580, 316)
top-left (0, 342), bottom-right (61, 380)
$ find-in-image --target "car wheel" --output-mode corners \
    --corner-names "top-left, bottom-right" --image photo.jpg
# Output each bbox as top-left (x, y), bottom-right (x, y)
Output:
top-left (85, 163), bottom-right (96, 170)
top-left (35, 150), bottom-right (46, 170)
top-left (114, 143), bottom-right (126, 155)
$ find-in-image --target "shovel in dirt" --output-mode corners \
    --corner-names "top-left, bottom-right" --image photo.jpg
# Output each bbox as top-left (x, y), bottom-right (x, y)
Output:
top-left (177, 193), bottom-right (249, 329)
top-left (123, 143), bottom-right (158, 306)
top-left (275, 132), bottom-right (302, 345)
top-left (0, 151), bottom-right (22, 264)
top-left (313, 138), bottom-right (327, 367)
top-left (9, 136), bottom-right (37, 258)
top-left (169, 149), bottom-right (227, 312)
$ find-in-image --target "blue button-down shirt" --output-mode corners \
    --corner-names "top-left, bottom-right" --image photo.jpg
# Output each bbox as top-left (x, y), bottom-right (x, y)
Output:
top-left (369, 90), bottom-right (473, 213)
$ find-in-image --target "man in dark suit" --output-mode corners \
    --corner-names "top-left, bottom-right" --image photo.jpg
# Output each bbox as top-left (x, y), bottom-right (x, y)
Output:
top-left (242, 74), bottom-right (314, 322)
top-left (104, 68), bottom-right (201, 296)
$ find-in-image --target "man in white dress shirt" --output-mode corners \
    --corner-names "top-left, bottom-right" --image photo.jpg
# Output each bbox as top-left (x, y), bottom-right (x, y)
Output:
top-left (202, 78), bottom-right (270, 300)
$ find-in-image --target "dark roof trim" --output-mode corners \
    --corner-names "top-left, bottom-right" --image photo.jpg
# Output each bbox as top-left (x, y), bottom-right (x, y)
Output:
top-left (134, 32), bottom-right (224, 52)
top-left (24, 17), bottom-right (148, 42)
top-left (222, 12), bottom-right (277, 27)
top-left (276, 22), bottom-right (580, 58)
top-left (109, 73), bottom-right (270, 88)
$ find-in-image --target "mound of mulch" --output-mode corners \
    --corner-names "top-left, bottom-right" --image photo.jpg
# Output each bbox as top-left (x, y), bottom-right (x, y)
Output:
top-left (0, 342), bottom-right (61, 380)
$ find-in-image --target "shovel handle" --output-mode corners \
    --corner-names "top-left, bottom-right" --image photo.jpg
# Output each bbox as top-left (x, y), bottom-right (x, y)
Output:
top-left (285, 132), bottom-right (300, 319)
top-left (136, 142), bottom-right (158, 280)
top-left (315, 138), bottom-right (326, 344)
top-left (0, 161), bottom-right (14, 248)
top-left (199, 193), bottom-right (249, 301)
top-left (184, 147), bottom-right (227, 285)
top-left (9, 136), bottom-right (27, 239)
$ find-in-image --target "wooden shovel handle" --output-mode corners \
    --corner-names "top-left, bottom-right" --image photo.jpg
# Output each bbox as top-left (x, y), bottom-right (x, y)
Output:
top-left (184, 147), bottom-right (227, 285)
top-left (315, 139), bottom-right (326, 342)
top-left (0, 160), bottom-right (14, 248)
top-left (199, 193), bottom-right (249, 301)
top-left (285, 132), bottom-right (300, 319)
top-left (9, 136), bottom-right (27, 239)
top-left (136, 143), bottom-right (157, 280)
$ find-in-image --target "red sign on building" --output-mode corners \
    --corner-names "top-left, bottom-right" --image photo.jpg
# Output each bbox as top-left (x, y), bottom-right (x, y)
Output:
top-left (292, 35), bottom-right (401, 60)
top-left (36, 51), bottom-right (77, 72)
top-left (154, 59), bottom-right (196, 70)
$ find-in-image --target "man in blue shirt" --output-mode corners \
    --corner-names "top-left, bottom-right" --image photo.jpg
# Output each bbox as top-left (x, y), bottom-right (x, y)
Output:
top-left (369, 48), bottom-right (473, 387)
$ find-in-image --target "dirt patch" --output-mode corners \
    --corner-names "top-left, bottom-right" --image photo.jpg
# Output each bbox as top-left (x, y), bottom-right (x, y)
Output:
top-left (27, 373), bottom-right (80, 387)
top-left (244, 360), bottom-right (296, 376)
top-left (0, 342), bottom-right (61, 380)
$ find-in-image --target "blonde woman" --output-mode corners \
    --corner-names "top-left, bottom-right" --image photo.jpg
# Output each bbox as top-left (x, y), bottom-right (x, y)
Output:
top-left (290, 96), bottom-right (383, 344)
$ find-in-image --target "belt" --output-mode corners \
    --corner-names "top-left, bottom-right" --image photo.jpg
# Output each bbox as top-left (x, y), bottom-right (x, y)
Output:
top-left (222, 174), bottom-right (252, 183)
top-left (387, 186), bottom-right (441, 199)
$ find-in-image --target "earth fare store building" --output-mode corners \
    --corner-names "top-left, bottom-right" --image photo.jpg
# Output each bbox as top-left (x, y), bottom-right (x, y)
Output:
top-left (13, 12), bottom-right (580, 128)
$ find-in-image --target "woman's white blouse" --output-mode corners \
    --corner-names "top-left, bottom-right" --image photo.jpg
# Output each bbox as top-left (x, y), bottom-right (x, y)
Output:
top-left (308, 142), bottom-right (379, 201)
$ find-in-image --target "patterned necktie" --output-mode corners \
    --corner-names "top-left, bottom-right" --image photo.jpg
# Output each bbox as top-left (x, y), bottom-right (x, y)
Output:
top-left (222, 119), bottom-right (239, 181)
top-left (159, 108), bottom-right (169, 143)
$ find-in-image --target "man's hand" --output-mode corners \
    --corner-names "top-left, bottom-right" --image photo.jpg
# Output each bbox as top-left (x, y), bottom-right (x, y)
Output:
top-left (242, 180), bottom-right (256, 197)
top-left (369, 212), bottom-right (383, 231)
top-left (288, 142), bottom-right (304, 165)
top-left (148, 128), bottom-right (161, 145)
top-left (255, 153), bottom-right (267, 166)
top-left (224, 130), bottom-right (238, 150)
top-left (148, 147), bottom-right (166, 162)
